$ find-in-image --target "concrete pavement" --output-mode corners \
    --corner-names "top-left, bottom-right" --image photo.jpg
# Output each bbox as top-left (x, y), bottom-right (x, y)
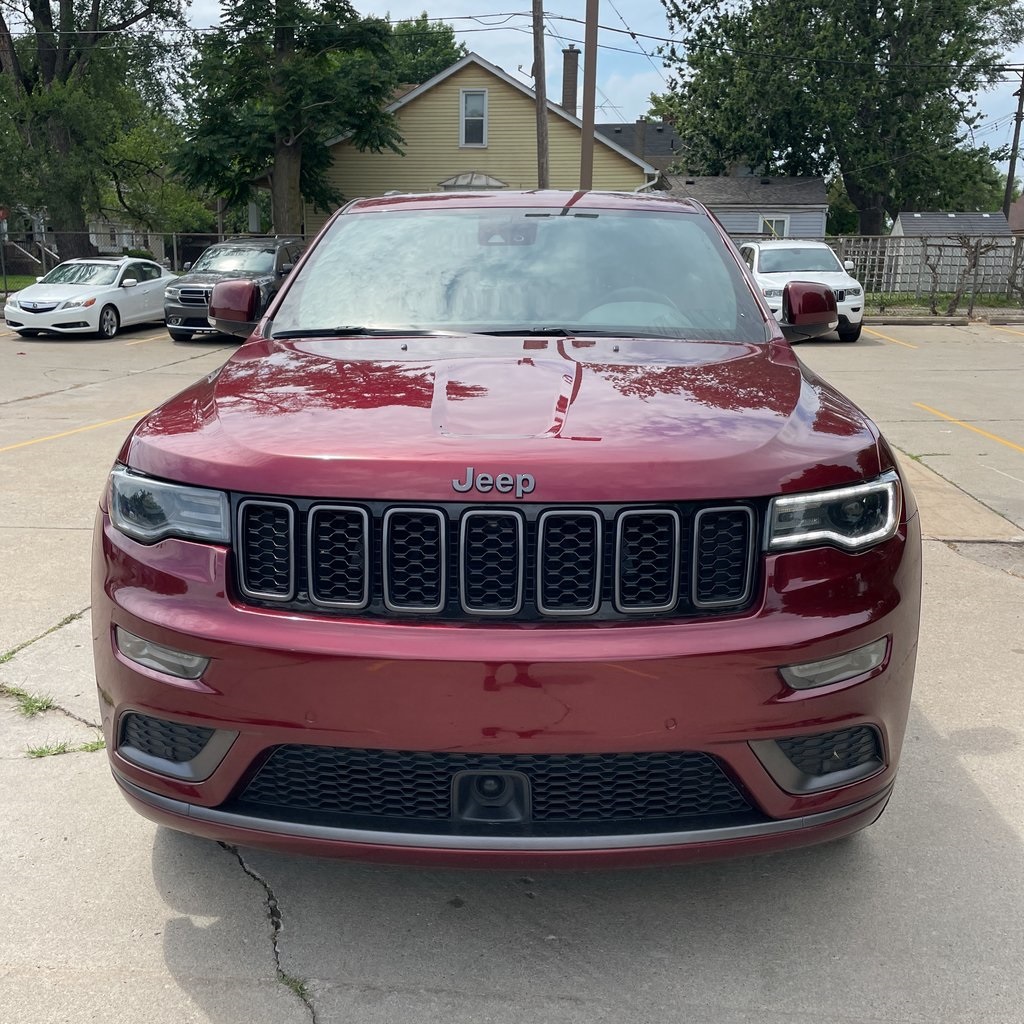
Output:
top-left (1, 323), bottom-right (1023, 1023)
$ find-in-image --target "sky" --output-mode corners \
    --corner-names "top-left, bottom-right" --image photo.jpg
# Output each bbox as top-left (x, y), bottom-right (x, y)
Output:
top-left (185, 1), bottom-right (1024, 167)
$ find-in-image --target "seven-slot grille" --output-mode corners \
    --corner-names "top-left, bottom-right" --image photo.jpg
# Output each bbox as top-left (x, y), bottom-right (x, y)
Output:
top-left (234, 498), bottom-right (757, 621)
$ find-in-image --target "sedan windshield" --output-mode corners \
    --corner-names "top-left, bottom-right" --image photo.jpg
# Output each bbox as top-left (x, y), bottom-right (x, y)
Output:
top-left (758, 248), bottom-right (843, 274)
top-left (192, 246), bottom-right (276, 274)
top-left (41, 263), bottom-right (119, 286)
top-left (271, 207), bottom-right (767, 342)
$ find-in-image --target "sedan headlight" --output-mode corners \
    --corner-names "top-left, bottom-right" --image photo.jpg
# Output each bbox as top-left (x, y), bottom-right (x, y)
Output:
top-left (7, 298), bottom-right (19, 309)
top-left (762, 287), bottom-right (784, 299)
top-left (109, 466), bottom-right (230, 544)
top-left (59, 297), bottom-right (96, 310)
top-left (767, 472), bottom-right (901, 551)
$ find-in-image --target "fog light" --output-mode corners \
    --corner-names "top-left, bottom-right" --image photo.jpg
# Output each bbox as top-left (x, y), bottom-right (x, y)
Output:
top-left (780, 637), bottom-right (888, 690)
top-left (168, 316), bottom-right (182, 325)
top-left (115, 627), bottom-right (209, 679)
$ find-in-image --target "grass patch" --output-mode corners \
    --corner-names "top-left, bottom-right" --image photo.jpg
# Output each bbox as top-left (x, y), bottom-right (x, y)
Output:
top-left (0, 610), bottom-right (85, 666)
top-left (25, 736), bottom-right (105, 758)
top-left (1, 274), bottom-right (39, 293)
top-left (26, 740), bottom-right (73, 758)
top-left (1, 685), bottom-right (56, 717)
top-left (279, 972), bottom-right (311, 1002)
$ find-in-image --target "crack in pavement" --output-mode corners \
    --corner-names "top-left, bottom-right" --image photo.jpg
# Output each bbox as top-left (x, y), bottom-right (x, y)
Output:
top-left (219, 842), bottom-right (319, 1023)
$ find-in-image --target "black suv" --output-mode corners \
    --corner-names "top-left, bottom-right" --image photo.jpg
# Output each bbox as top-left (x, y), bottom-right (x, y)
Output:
top-left (163, 235), bottom-right (305, 341)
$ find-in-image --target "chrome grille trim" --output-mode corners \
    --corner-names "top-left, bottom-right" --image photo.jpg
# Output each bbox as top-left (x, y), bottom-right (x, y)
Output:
top-left (237, 499), bottom-right (296, 601)
top-left (306, 504), bottom-right (370, 609)
top-left (382, 507), bottom-right (447, 613)
top-left (614, 509), bottom-right (681, 614)
top-left (459, 510), bottom-right (525, 616)
top-left (691, 506), bottom-right (756, 609)
top-left (536, 509), bottom-right (603, 617)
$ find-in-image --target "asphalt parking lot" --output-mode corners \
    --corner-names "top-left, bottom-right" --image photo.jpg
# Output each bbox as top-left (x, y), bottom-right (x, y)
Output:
top-left (1, 320), bottom-right (1022, 1024)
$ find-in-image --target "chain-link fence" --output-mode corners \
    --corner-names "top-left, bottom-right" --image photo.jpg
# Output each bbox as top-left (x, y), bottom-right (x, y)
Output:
top-left (0, 231), bottom-right (308, 294)
top-left (5, 226), bottom-right (1024, 317)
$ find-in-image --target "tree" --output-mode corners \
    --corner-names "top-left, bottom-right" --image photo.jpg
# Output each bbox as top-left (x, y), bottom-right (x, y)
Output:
top-left (177, 0), bottom-right (403, 235)
top-left (656, 0), bottom-right (1024, 233)
top-left (388, 11), bottom-right (467, 84)
top-left (0, 0), bottom-right (188, 256)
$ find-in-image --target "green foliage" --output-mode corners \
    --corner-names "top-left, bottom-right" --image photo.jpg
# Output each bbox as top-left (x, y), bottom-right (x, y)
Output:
top-left (657, 0), bottom-right (1024, 233)
top-left (0, 1), bottom-right (190, 251)
top-left (177, 0), bottom-right (404, 232)
top-left (388, 12), bottom-right (468, 84)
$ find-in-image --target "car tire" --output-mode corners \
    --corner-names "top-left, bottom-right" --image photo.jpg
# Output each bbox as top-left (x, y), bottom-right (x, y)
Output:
top-left (98, 305), bottom-right (120, 339)
top-left (837, 323), bottom-right (862, 343)
top-left (168, 328), bottom-right (194, 342)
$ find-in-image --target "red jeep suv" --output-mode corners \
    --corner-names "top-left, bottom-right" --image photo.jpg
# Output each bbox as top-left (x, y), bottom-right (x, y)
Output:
top-left (92, 191), bottom-right (921, 866)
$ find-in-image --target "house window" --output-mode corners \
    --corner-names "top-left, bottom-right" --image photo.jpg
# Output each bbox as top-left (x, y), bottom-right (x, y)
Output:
top-left (460, 89), bottom-right (487, 147)
top-left (760, 216), bottom-right (789, 237)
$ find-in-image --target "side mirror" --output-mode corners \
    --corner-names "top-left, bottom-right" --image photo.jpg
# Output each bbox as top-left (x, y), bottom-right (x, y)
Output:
top-left (778, 281), bottom-right (838, 342)
top-left (279, 263), bottom-right (294, 275)
top-left (122, 278), bottom-right (138, 289)
top-left (35, 276), bottom-right (43, 282)
top-left (209, 279), bottom-right (260, 339)
top-left (183, 262), bottom-right (192, 272)
top-left (844, 260), bottom-right (855, 272)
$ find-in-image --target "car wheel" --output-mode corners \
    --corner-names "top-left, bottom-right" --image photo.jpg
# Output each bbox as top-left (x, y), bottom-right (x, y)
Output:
top-left (837, 323), bottom-right (862, 342)
top-left (168, 328), bottom-right (194, 342)
top-left (98, 305), bottom-right (120, 339)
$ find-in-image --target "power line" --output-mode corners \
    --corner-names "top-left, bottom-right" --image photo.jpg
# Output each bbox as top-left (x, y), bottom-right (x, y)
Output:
top-left (604, 0), bottom-right (666, 83)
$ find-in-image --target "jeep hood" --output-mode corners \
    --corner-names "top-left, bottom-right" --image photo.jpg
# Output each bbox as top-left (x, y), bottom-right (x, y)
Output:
top-left (123, 334), bottom-right (882, 501)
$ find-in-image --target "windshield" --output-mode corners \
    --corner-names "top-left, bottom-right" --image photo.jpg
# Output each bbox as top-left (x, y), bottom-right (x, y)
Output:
top-left (192, 246), bottom-right (276, 275)
top-left (271, 207), bottom-right (767, 342)
top-left (758, 247), bottom-right (843, 274)
top-left (41, 263), bottom-right (119, 286)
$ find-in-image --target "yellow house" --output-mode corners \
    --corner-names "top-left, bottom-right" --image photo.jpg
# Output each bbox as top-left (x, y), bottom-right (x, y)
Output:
top-left (304, 52), bottom-right (657, 234)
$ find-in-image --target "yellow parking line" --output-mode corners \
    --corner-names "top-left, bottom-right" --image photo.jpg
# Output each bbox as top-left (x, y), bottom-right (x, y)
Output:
top-left (863, 327), bottom-right (918, 349)
top-left (988, 325), bottom-right (1024, 339)
top-left (125, 336), bottom-right (159, 346)
top-left (914, 402), bottom-right (1024, 455)
top-left (0, 411), bottom-right (149, 453)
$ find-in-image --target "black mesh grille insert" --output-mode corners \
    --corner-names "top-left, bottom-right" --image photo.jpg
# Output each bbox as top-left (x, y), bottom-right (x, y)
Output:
top-left (777, 726), bottom-right (882, 777)
top-left (461, 512), bottom-right (523, 612)
top-left (538, 512), bottom-right (601, 613)
top-left (309, 506), bottom-right (368, 606)
top-left (694, 508), bottom-right (753, 606)
top-left (239, 501), bottom-right (293, 598)
top-left (617, 511), bottom-right (679, 610)
top-left (384, 509), bottom-right (445, 609)
top-left (237, 746), bottom-right (751, 823)
top-left (120, 712), bottom-right (214, 763)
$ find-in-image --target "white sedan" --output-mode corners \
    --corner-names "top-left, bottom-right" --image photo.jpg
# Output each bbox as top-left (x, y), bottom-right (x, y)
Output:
top-left (3, 256), bottom-right (176, 339)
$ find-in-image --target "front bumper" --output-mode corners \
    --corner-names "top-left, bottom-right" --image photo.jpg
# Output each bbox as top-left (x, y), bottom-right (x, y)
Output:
top-left (92, 509), bottom-right (921, 865)
top-left (164, 299), bottom-right (218, 334)
top-left (3, 302), bottom-right (99, 334)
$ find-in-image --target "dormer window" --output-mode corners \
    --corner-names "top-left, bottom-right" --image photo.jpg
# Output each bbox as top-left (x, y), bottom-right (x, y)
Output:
top-left (460, 89), bottom-right (487, 147)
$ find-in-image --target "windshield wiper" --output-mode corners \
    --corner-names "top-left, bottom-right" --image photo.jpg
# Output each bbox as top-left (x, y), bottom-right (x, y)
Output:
top-left (271, 326), bottom-right (448, 339)
top-left (475, 327), bottom-right (635, 338)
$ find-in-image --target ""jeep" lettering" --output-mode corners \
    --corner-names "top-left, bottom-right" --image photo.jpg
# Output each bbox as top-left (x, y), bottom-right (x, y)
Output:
top-left (452, 467), bottom-right (535, 499)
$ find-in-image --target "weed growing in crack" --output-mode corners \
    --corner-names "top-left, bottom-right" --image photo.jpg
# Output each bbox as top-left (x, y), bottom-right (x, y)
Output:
top-left (2, 685), bottom-right (57, 717)
top-left (79, 738), bottom-right (106, 752)
top-left (26, 740), bottom-right (73, 758)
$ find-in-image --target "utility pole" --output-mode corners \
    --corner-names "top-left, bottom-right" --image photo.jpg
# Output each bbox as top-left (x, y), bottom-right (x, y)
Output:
top-left (1002, 71), bottom-right (1024, 222)
top-left (532, 0), bottom-right (549, 189)
top-left (579, 0), bottom-right (599, 189)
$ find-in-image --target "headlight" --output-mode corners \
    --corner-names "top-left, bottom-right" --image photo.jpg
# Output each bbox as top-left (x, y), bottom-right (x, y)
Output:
top-left (7, 298), bottom-right (19, 309)
top-left (59, 297), bottom-right (96, 310)
top-left (109, 466), bottom-right (230, 544)
top-left (165, 285), bottom-right (181, 299)
top-left (762, 288), bottom-right (784, 299)
top-left (767, 471), bottom-right (901, 551)
top-left (845, 286), bottom-right (862, 297)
